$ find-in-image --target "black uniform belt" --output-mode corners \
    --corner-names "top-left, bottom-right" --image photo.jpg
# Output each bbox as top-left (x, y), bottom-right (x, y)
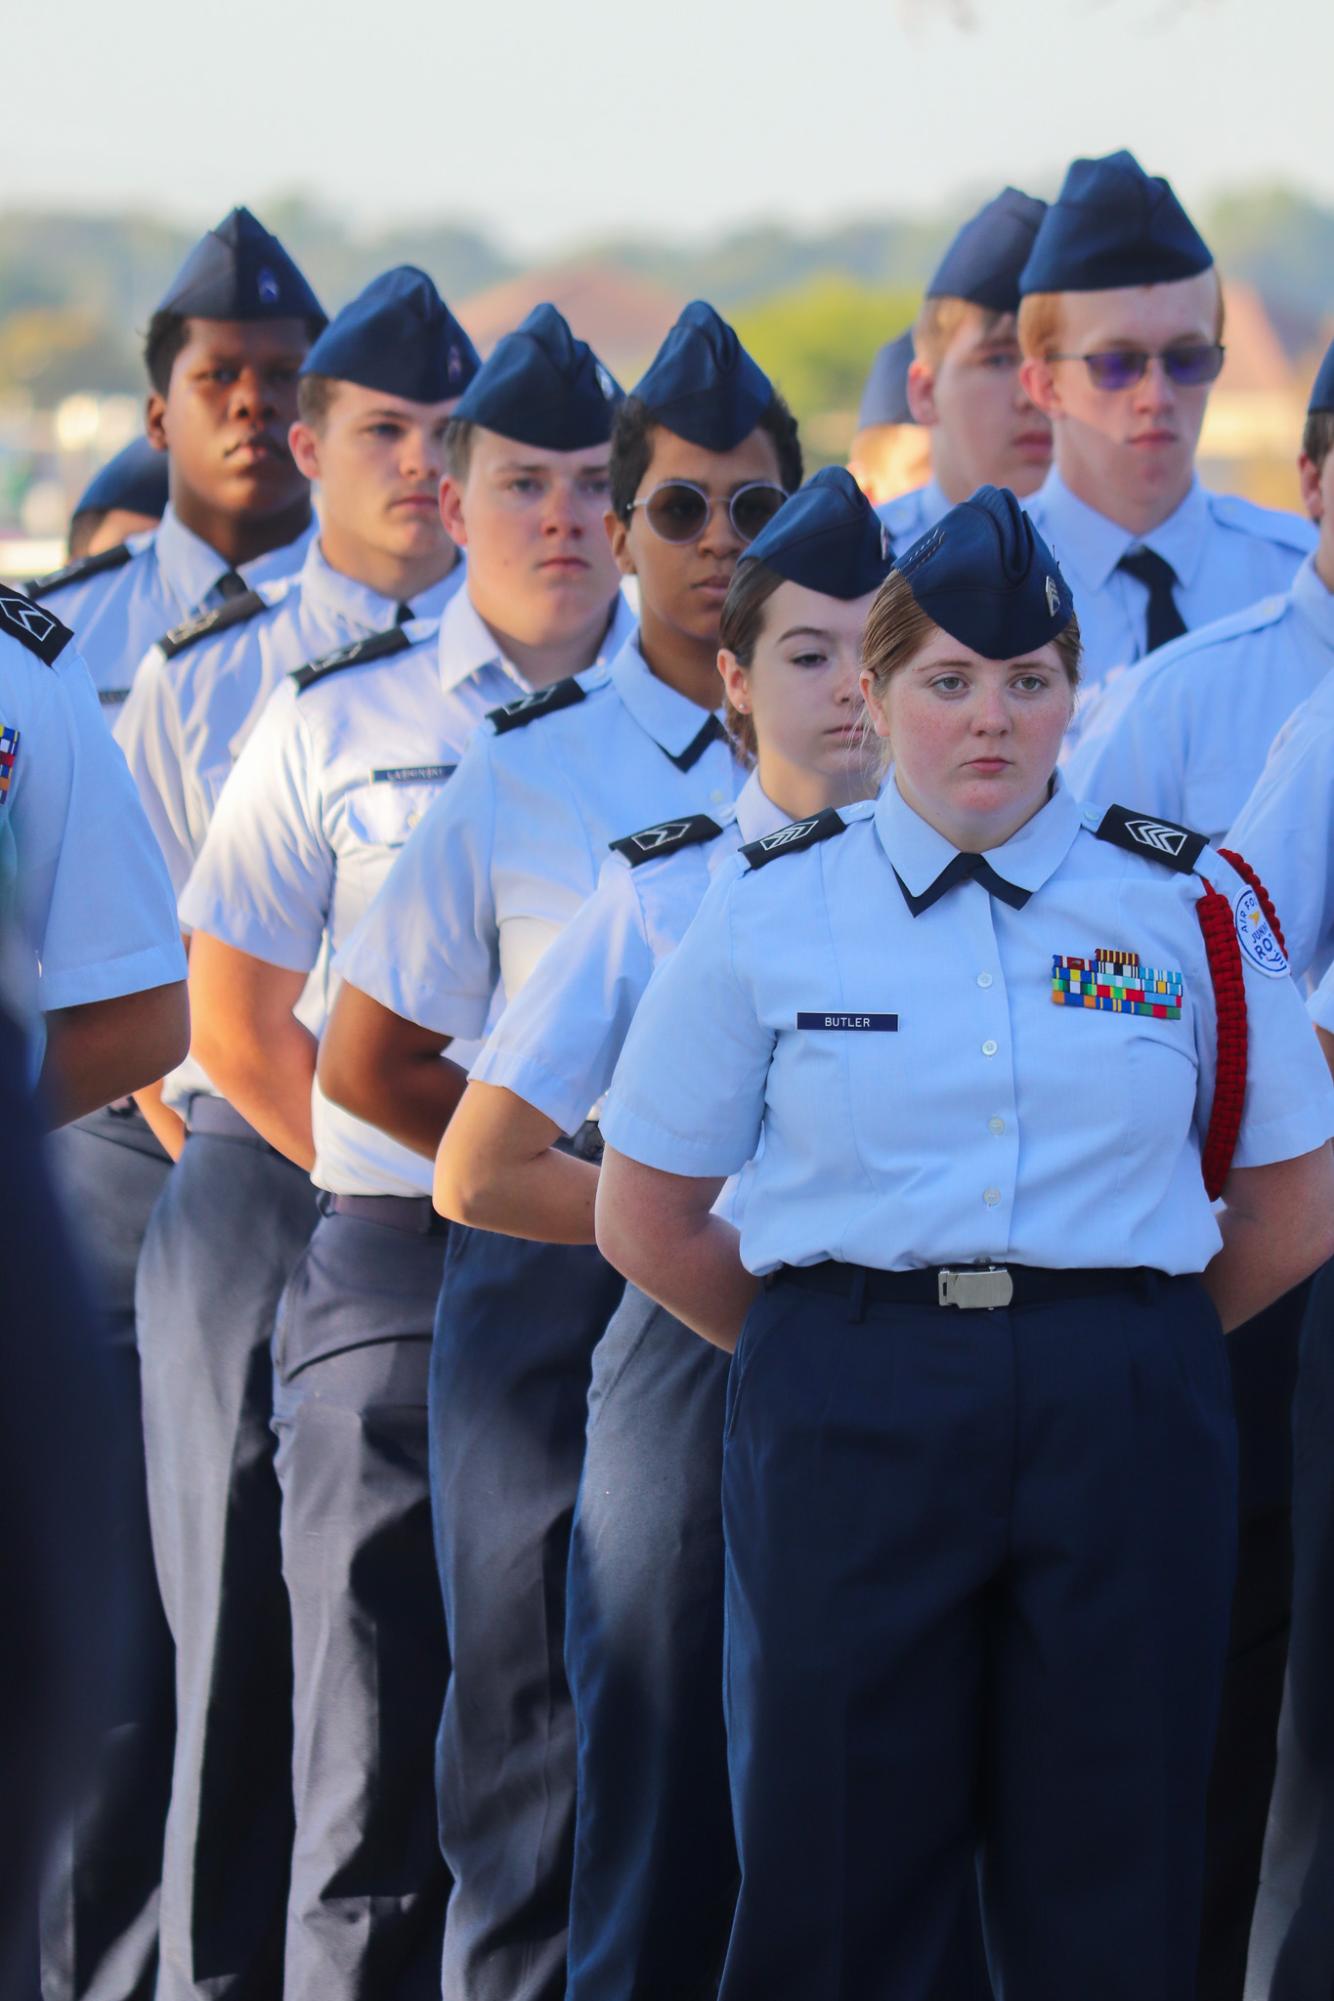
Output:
top-left (183, 1095), bottom-right (272, 1145)
top-left (326, 1191), bottom-right (448, 1237)
top-left (770, 1261), bottom-right (1166, 1312)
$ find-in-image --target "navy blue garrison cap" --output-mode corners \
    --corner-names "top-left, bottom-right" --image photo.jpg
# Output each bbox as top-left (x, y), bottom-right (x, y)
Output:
top-left (1019, 150), bottom-right (1212, 296)
top-left (73, 437), bottom-right (168, 521)
top-left (451, 304), bottom-right (622, 450)
top-left (857, 332), bottom-right (916, 429)
top-left (631, 301), bottom-right (774, 452)
top-left (927, 187), bottom-right (1047, 314)
top-left (157, 205), bottom-right (326, 327)
top-left (1309, 338), bottom-right (1334, 415)
top-left (740, 467), bottom-right (894, 600)
top-left (300, 267), bottom-right (480, 403)
top-left (898, 485), bottom-right (1074, 658)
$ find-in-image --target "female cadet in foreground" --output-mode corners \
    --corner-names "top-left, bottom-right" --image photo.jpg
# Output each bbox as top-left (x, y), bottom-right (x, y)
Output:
top-left (433, 467), bottom-right (893, 2000)
top-left (594, 485), bottom-right (1334, 2001)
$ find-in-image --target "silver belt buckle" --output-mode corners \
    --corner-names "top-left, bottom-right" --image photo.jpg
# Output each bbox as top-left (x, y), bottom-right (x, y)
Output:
top-left (937, 1266), bottom-right (1014, 1311)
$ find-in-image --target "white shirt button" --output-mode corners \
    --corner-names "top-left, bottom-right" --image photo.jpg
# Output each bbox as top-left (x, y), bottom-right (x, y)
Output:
top-left (983, 1187), bottom-right (1002, 1207)
top-left (977, 971), bottom-right (994, 989)
top-left (710, 789), bottom-right (727, 806)
top-left (988, 1116), bottom-right (1005, 1136)
top-left (982, 1038), bottom-right (998, 1057)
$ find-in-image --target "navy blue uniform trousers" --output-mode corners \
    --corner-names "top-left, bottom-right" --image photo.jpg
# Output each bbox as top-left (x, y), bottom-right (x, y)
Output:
top-left (136, 1100), bottom-right (317, 2001)
top-left (564, 1283), bottom-right (737, 2001)
top-left (1199, 1280), bottom-right (1310, 2001)
top-left (716, 1272), bottom-right (1238, 2001)
top-left (566, 1287), bottom-right (992, 2001)
top-left (1244, 1262), bottom-right (1334, 2000)
top-left (41, 1106), bottom-right (174, 2001)
top-left (271, 1197), bottom-right (450, 2001)
top-left (430, 1223), bottom-right (625, 2001)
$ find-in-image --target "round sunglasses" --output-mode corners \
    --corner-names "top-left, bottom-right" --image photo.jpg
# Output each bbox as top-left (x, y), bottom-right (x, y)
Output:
top-left (628, 478), bottom-right (789, 545)
top-left (1047, 342), bottom-right (1226, 392)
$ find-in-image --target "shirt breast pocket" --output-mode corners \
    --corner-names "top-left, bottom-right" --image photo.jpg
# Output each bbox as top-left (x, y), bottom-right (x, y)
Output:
top-left (342, 776), bottom-right (452, 852)
top-left (1123, 1010), bottom-right (1200, 1168)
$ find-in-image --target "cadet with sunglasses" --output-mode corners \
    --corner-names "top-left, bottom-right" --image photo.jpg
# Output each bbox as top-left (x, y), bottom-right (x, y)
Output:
top-left (595, 487), bottom-right (1334, 2001)
top-left (1018, 151), bottom-right (1313, 701)
top-left (1068, 337), bottom-right (1334, 845)
top-left (879, 186), bottom-right (1051, 546)
top-left (321, 302), bottom-right (796, 2001)
top-left (433, 468), bottom-right (892, 2001)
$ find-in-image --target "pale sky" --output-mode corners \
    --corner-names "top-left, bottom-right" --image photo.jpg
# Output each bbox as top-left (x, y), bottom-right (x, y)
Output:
top-left (7, 0), bottom-right (1329, 254)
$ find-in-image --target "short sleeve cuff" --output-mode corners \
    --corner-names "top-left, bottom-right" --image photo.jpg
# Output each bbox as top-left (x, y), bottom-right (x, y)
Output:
top-left (600, 1096), bottom-right (749, 1179)
top-left (1308, 983), bottom-right (1334, 1035)
top-left (1230, 1098), bottom-right (1334, 1172)
top-left (178, 886), bottom-right (321, 976)
top-left (332, 939), bottom-right (490, 1042)
top-left (468, 1043), bottom-right (593, 1138)
top-left (38, 940), bottom-right (187, 1013)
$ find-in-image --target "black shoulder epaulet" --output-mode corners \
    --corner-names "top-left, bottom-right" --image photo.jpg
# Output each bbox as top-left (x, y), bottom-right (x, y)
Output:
top-left (0, 588), bottom-right (74, 666)
top-left (291, 623), bottom-right (412, 692)
top-left (23, 542), bottom-right (133, 596)
top-left (610, 813), bottom-right (724, 866)
top-left (158, 589), bottom-right (268, 660)
top-left (741, 808), bottom-right (849, 870)
top-left (487, 677), bottom-right (586, 734)
top-left (1092, 803), bottom-right (1208, 876)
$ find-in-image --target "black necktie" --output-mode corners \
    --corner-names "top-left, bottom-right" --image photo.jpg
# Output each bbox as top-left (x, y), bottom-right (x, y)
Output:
top-left (896, 850), bottom-right (1032, 918)
top-left (214, 569), bottom-right (250, 602)
top-left (669, 711), bottom-right (728, 773)
top-left (394, 601), bottom-right (414, 624)
top-left (1116, 547), bottom-right (1187, 654)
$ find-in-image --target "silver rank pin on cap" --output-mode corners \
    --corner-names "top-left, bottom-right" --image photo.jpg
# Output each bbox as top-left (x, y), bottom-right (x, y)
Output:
top-left (1045, 573), bottom-right (1060, 617)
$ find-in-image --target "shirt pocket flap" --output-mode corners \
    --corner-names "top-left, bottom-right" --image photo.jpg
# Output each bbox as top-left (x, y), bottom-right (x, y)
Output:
top-left (343, 774), bottom-right (453, 849)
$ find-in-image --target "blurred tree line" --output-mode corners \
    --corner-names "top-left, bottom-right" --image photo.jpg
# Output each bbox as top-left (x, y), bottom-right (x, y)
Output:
top-left (1, 186), bottom-right (1330, 424)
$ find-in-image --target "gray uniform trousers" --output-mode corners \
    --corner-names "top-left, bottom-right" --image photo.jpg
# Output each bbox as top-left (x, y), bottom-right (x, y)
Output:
top-left (136, 1097), bottom-right (317, 2001)
top-left (271, 1195), bottom-right (450, 2001)
top-left (41, 1105), bottom-right (174, 2001)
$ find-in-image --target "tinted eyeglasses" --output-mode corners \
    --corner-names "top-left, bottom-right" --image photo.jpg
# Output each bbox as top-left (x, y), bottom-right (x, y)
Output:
top-left (1047, 343), bottom-right (1225, 392)
top-left (628, 479), bottom-right (789, 545)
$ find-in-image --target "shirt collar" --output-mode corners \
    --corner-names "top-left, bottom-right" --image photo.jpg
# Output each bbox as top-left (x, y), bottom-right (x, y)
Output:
top-left (1035, 468), bottom-right (1209, 593)
top-left (608, 631), bottom-right (727, 763)
top-left (297, 537), bottom-right (434, 632)
top-left (153, 502), bottom-right (242, 611)
top-left (436, 583), bottom-right (636, 698)
top-left (873, 767), bottom-right (1083, 904)
top-left (735, 771), bottom-right (792, 845)
top-left (1290, 552), bottom-right (1334, 651)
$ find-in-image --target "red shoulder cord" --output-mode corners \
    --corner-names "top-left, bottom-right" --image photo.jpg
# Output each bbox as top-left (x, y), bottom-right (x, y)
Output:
top-left (1194, 848), bottom-right (1287, 1201)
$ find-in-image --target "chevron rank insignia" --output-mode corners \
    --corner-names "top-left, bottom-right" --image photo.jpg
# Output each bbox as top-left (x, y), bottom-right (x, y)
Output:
top-left (0, 726), bottom-right (19, 803)
top-left (487, 678), bottom-right (586, 733)
top-left (292, 624), bottom-right (412, 691)
top-left (1052, 948), bottom-right (1183, 1020)
top-left (1094, 803), bottom-right (1206, 875)
top-left (741, 808), bottom-right (849, 870)
top-left (610, 814), bottom-right (723, 866)
top-left (0, 590), bottom-right (73, 666)
top-left (159, 589), bottom-right (268, 659)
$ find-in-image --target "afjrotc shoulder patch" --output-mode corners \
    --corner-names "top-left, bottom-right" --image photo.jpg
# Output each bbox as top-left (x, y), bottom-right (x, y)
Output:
top-left (1051, 947), bottom-right (1183, 1020)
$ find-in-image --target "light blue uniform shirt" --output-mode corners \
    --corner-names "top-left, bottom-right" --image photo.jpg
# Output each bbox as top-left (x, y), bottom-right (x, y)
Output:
top-left (335, 619), bottom-right (743, 1043)
top-left (1226, 664), bottom-right (1334, 983)
top-left (1307, 960), bottom-right (1334, 1035)
top-left (1028, 470), bottom-right (1314, 704)
top-left (470, 771), bottom-right (788, 1135)
top-left (178, 583), bottom-right (559, 1194)
top-left (26, 505), bottom-right (314, 722)
top-left (116, 538), bottom-right (465, 898)
top-left (1066, 553), bottom-right (1334, 842)
top-left (875, 477), bottom-right (952, 552)
top-left (0, 622), bottom-right (184, 1058)
top-left (602, 774), bottom-right (1334, 1278)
